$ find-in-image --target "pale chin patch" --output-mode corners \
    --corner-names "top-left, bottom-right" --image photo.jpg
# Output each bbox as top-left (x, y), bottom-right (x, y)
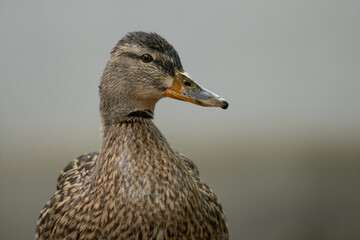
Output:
top-left (164, 76), bottom-right (174, 88)
top-left (136, 87), bottom-right (164, 100)
top-left (135, 87), bottom-right (163, 113)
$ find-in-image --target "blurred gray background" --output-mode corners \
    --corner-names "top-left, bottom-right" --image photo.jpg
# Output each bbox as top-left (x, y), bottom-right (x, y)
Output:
top-left (1, 1), bottom-right (360, 239)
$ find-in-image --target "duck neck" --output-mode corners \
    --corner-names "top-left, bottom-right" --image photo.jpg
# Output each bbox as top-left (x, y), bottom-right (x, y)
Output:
top-left (101, 110), bottom-right (154, 138)
top-left (94, 117), bottom-right (200, 213)
top-left (97, 117), bottom-right (179, 178)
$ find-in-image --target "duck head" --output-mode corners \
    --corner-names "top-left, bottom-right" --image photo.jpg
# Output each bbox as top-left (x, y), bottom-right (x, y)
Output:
top-left (99, 32), bottom-right (228, 125)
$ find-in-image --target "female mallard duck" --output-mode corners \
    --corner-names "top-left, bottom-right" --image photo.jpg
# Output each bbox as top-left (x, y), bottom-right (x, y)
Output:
top-left (36, 31), bottom-right (229, 240)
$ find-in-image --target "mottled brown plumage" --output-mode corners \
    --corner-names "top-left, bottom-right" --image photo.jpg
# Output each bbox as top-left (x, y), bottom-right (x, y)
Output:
top-left (36, 32), bottom-right (229, 240)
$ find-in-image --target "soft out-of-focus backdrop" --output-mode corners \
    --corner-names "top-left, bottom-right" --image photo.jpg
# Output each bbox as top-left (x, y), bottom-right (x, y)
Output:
top-left (1, 1), bottom-right (359, 239)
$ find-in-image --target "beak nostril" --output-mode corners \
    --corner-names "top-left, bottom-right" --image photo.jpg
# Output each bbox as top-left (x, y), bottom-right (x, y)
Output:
top-left (183, 80), bottom-right (192, 87)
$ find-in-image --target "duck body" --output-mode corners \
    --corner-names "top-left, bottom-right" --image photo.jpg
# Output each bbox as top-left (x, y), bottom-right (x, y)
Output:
top-left (37, 118), bottom-right (228, 239)
top-left (36, 32), bottom-right (229, 239)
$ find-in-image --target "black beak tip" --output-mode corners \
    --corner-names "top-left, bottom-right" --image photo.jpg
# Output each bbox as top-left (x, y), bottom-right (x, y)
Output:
top-left (221, 100), bottom-right (229, 109)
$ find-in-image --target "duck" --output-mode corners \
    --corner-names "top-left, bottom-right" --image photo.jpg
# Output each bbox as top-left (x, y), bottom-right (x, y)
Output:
top-left (36, 31), bottom-right (229, 240)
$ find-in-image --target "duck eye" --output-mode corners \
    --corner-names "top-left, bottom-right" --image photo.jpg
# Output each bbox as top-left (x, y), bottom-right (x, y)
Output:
top-left (141, 54), bottom-right (153, 63)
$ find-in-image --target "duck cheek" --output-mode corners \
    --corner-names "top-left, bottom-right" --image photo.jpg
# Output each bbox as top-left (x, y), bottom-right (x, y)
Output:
top-left (135, 87), bottom-right (164, 101)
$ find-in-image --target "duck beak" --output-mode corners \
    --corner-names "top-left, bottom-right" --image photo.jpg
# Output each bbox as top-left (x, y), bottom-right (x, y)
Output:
top-left (163, 68), bottom-right (229, 109)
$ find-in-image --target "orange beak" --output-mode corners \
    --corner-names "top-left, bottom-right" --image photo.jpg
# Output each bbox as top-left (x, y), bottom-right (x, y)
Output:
top-left (163, 68), bottom-right (228, 109)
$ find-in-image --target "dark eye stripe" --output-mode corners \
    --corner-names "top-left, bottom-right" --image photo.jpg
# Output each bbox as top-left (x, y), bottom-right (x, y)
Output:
top-left (119, 52), bottom-right (176, 76)
top-left (155, 60), bottom-right (175, 76)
